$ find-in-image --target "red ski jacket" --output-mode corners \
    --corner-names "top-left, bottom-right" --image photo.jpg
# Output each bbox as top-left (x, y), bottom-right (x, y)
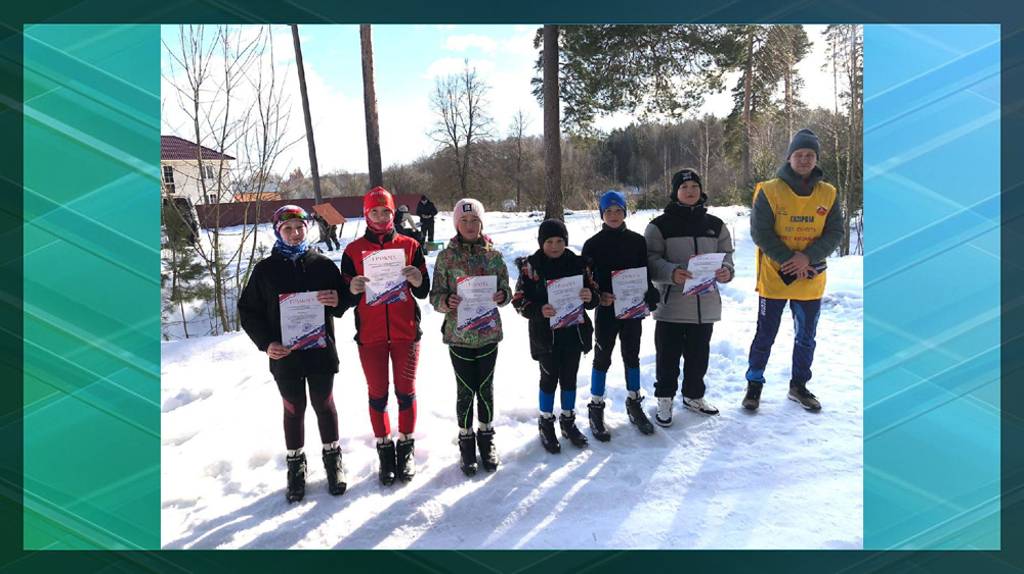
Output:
top-left (340, 229), bottom-right (429, 345)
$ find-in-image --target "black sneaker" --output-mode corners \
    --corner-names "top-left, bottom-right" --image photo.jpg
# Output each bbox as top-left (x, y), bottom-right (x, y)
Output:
top-left (285, 452), bottom-right (306, 503)
top-left (376, 439), bottom-right (397, 486)
top-left (321, 446), bottom-right (347, 496)
top-left (559, 411), bottom-right (589, 448)
top-left (625, 395), bottom-right (656, 435)
top-left (458, 432), bottom-right (478, 476)
top-left (743, 381), bottom-right (763, 411)
top-left (788, 381), bottom-right (822, 411)
top-left (587, 401), bottom-right (612, 442)
top-left (396, 437), bottom-right (417, 482)
top-left (477, 428), bottom-right (499, 472)
top-left (538, 415), bottom-right (561, 454)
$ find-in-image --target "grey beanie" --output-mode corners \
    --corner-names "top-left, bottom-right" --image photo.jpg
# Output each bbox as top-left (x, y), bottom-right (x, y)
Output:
top-left (786, 128), bottom-right (821, 158)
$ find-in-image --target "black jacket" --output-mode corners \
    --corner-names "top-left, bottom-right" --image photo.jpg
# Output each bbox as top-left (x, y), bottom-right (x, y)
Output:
top-left (512, 249), bottom-right (600, 360)
top-left (581, 223), bottom-right (660, 317)
top-left (416, 199), bottom-right (438, 220)
top-left (238, 247), bottom-right (348, 378)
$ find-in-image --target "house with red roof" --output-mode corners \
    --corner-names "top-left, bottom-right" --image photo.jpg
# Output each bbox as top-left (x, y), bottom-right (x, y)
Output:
top-left (160, 135), bottom-right (236, 206)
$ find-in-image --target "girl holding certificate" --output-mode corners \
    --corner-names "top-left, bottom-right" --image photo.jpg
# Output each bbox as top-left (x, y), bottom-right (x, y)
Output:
top-left (340, 187), bottom-right (430, 486)
top-left (644, 169), bottom-right (735, 427)
top-left (238, 205), bottom-right (349, 503)
top-left (512, 219), bottom-right (600, 454)
top-left (581, 191), bottom-right (661, 441)
top-left (429, 198), bottom-right (512, 476)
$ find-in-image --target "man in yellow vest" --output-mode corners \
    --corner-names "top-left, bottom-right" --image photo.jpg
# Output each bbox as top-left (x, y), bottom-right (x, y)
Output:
top-left (743, 129), bottom-right (844, 412)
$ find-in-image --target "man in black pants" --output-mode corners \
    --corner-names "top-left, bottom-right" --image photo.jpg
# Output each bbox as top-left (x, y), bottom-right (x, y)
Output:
top-left (416, 194), bottom-right (438, 243)
top-left (645, 169), bottom-right (735, 427)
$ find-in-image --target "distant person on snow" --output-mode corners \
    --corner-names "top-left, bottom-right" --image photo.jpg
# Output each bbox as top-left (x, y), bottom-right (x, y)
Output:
top-left (416, 194), bottom-right (439, 243)
top-left (429, 198), bottom-right (512, 476)
top-left (645, 168), bottom-right (735, 427)
top-left (743, 129), bottom-right (844, 412)
top-left (237, 205), bottom-right (349, 503)
top-left (513, 219), bottom-right (600, 454)
top-left (340, 187), bottom-right (430, 486)
top-left (582, 190), bottom-right (661, 441)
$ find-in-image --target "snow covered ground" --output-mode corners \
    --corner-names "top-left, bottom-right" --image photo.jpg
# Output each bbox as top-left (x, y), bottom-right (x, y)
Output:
top-left (161, 207), bottom-right (863, 549)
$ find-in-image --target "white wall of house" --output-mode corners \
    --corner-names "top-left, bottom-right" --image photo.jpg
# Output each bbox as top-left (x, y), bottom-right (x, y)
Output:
top-left (160, 159), bottom-right (233, 205)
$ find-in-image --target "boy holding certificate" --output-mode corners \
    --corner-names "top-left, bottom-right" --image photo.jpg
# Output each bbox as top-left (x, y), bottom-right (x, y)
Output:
top-left (340, 187), bottom-right (430, 486)
top-left (512, 219), bottom-right (600, 454)
top-left (238, 205), bottom-right (349, 503)
top-left (645, 169), bottom-right (735, 427)
top-left (429, 199), bottom-right (512, 476)
top-left (581, 191), bottom-right (661, 441)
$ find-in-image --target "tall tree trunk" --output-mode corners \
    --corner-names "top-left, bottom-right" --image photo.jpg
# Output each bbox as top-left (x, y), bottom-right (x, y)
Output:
top-left (742, 31), bottom-right (753, 186)
top-left (292, 24), bottom-right (322, 203)
top-left (361, 25), bottom-right (383, 189)
top-left (543, 25), bottom-right (563, 221)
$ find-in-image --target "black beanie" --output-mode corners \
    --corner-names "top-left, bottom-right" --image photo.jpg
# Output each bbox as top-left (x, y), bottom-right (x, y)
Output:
top-left (538, 219), bottom-right (568, 247)
top-left (786, 128), bottom-right (821, 159)
top-left (670, 169), bottom-right (702, 199)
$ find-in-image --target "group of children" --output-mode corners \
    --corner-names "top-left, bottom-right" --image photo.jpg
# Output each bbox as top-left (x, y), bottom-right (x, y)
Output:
top-left (238, 149), bottom-right (831, 502)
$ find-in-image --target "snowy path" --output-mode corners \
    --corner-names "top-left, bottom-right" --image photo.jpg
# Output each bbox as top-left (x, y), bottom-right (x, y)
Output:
top-left (161, 208), bottom-right (863, 549)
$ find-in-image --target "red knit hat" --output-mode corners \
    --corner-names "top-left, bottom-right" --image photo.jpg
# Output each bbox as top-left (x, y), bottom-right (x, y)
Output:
top-left (363, 186), bottom-right (395, 219)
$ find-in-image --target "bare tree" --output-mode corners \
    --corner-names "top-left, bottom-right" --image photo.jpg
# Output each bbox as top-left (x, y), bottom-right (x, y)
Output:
top-left (429, 61), bottom-right (492, 201)
top-left (510, 109), bottom-right (530, 209)
top-left (361, 25), bottom-right (384, 189)
top-left (162, 25), bottom-right (293, 336)
top-left (543, 25), bottom-right (563, 220)
top-left (291, 24), bottom-right (323, 204)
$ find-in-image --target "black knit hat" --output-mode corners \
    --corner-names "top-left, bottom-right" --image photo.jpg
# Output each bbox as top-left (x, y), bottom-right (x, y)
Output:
top-left (786, 128), bottom-right (821, 159)
top-left (538, 219), bottom-right (568, 247)
top-left (670, 169), bottom-right (702, 199)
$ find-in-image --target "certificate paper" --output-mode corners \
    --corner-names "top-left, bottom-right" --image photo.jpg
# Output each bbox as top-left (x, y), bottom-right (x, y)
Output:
top-left (682, 253), bottom-right (727, 296)
top-left (547, 275), bottom-right (585, 329)
top-left (611, 267), bottom-right (650, 319)
top-left (279, 291), bottom-right (327, 350)
top-left (363, 248), bottom-right (407, 305)
top-left (456, 275), bottom-right (499, 332)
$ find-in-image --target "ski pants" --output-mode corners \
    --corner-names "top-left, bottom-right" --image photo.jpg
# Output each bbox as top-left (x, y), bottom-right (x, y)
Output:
top-left (421, 218), bottom-right (435, 243)
top-left (592, 309), bottom-right (642, 373)
top-left (274, 372), bottom-right (339, 450)
top-left (654, 321), bottom-right (714, 399)
top-left (449, 343), bottom-right (498, 429)
top-left (358, 340), bottom-right (419, 438)
top-left (537, 337), bottom-right (582, 413)
top-left (746, 297), bottom-right (822, 385)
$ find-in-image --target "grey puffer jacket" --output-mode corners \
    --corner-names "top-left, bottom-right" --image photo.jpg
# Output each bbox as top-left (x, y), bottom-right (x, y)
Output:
top-left (644, 199), bottom-right (735, 324)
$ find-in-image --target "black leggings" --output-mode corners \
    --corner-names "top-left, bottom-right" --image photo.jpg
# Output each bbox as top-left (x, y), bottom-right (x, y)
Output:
top-left (449, 344), bottom-right (498, 429)
top-left (274, 373), bottom-right (339, 450)
top-left (654, 322), bottom-right (714, 399)
top-left (592, 309), bottom-right (642, 372)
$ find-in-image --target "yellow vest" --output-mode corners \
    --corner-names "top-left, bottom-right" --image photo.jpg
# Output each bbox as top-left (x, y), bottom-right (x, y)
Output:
top-left (753, 178), bottom-right (837, 300)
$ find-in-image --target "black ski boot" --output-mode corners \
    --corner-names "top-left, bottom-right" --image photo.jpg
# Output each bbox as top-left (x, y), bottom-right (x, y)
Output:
top-left (285, 452), bottom-right (306, 503)
top-left (538, 415), bottom-right (561, 454)
top-left (477, 428), bottom-right (499, 472)
top-left (458, 432), bottom-right (478, 476)
top-left (322, 446), bottom-right (347, 496)
top-left (788, 380), bottom-right (822, 411)
top-left (587, 401), bottom-right (611, 442)
top-left (559, 411), bottom-right (589, 448)
top-left (376, 439), bottom-right (397, 486)
top-left (742, 381), bottom-right (763, 411)
top-left (624, 395), bottom-right (655, 435)
top-left (396, 437), bottom-right (416, 482)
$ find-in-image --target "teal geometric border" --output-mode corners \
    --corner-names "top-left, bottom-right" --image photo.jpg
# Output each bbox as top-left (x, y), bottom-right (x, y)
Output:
top-left (863, 24), bottom-right (1001, 550)
top-left (22, 24), bottom-right (160, 550)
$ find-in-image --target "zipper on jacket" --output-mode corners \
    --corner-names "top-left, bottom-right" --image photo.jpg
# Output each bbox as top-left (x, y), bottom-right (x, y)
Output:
top-left (693, 236), bottom-right (703, 324)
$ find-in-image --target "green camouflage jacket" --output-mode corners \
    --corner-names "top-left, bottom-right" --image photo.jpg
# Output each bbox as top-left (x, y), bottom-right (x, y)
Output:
top-left (429, 234), bottom-right (512, 348)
